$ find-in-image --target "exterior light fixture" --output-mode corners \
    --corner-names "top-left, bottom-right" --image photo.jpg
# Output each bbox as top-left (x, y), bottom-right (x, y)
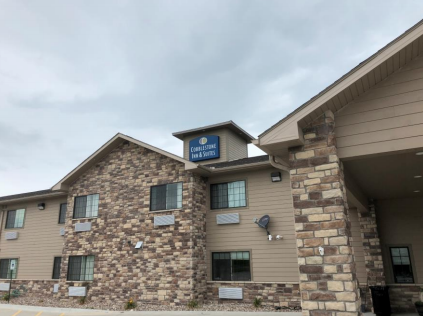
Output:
top-left (414, 176), bottom-right (422, 178)
top-left (413, 190), bottom-right (420, 193)
top-left (37, 203), bottom-right (45, 210)
top-left (271, 172), bottom-right (282, 182)
top-left (416, 152), bottom-right (423, 156)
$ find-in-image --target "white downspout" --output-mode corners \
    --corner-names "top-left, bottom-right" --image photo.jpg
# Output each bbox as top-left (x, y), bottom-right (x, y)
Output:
top-left (269, 155), bottom-right (290, 172)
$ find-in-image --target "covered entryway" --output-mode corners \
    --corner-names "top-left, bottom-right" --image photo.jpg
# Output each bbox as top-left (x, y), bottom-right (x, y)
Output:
top-left (344, 150), bottom-right (423, 313)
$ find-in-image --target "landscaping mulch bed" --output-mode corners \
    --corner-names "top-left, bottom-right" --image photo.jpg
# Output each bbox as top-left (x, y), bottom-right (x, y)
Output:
top-left (0, 295), bottom-right (301, 312)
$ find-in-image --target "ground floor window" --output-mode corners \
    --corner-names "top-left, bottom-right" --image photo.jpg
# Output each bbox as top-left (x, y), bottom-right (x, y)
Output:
top-left (0, 259), bottom-right (18, 279)
top-left (52, 257), bottom-right (62, 279)
top-left (67, 256), bottom-right (94, 281)
top-left (212, 251), bottom-right (250, 281)
top-left (390, 247), bottom-right (414, 283)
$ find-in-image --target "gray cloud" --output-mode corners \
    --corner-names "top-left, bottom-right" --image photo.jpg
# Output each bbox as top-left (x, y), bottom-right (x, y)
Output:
top-left (1, 0), bottom-right (422, 195)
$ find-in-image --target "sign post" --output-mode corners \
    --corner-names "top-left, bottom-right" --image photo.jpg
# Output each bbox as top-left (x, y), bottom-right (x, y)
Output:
top-left (7, 261), bottom-right (15, 303)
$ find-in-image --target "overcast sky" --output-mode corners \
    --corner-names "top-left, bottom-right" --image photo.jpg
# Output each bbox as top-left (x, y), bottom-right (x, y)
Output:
top-left (1, 1), bottom-right (422, 196)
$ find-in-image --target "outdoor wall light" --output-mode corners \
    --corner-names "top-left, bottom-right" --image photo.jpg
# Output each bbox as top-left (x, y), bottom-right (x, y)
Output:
top-left (37, 203), bottom-right (45, 210)
top-left (416, 152), bottom-right (423, 156)
top-left (271, 172), bottom-right (282, 182)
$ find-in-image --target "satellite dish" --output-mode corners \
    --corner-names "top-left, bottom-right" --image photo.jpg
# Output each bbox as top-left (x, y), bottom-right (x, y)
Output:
top-left (253, 215), bottom-right (271, 236)
top-left (257, 215), bottom-right (270, 229)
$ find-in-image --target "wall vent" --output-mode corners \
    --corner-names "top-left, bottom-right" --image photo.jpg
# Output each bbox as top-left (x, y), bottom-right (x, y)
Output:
top-left (69, 286), bottom-right (86, 296)
top-left (218, 287), bottom-right (243, 299)
top-left (59, 227), bottom-right (65, 236)
top-left (216, 213), bottom-right (240, 225)
top-left (0, 283), bottom-right (10, 291)
top-left (154, 215), bottom-right (175, 226)
top-left (53, 284), bottom-right (59, 293)
top-left (5, 232), bottom-right (18, 240)
top-left (75, 222), bottom-right (91, 232)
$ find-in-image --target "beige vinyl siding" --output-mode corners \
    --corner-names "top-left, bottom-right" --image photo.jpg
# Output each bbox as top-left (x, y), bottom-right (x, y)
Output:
top-left (376, 197), bottom-right (423, 284)
top-left (0, 197), bottom-right (66, 280)
top-left (348, 208), bottom-right (367, 284)
top-left (335, 55), bottom-right (423, 159)
top-left (206, 167), bottom-right (299, 282)
top-left (226, 130), bottom-right (248, 161)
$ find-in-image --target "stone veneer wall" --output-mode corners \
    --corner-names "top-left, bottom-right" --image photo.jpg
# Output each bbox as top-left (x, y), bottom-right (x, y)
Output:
top-left (357, 202), bottom-right (385, 286)
top-left (206, 282), bottom-right (301, 308)
top-left (288, 111), bottom-right (362, 316)
top-left (57, 142), bottom-right (207, 305)
top-left (0, 280), bottom-right (57, 295)
top-left (389, 285), bottom-right (421, 312)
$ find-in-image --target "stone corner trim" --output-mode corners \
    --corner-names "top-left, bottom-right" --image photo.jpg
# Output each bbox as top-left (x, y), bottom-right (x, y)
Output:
top-left (289, 111), bottom-right (362, 315)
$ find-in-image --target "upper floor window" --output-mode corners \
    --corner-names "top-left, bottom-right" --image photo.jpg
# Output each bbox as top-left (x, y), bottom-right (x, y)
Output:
top-left (52, 257), bottom-right (62, 279)
top-left (58, 203), bottom-right (67, 224)
top-left (73, 194), bottom-right (99, 219)
top-left (67, 255), bottom-right (94, 281)
top-left (150, 182), bottom-right (182, 211)
top-left (5, 209), bottom-right (25, 229)
top-left (390, 247), bottom-right (415, 284)
top-left (211, 180), bottom-right (246, 210)
top-left (0, 259), bottom-right (18, 279)
top-left (212, 251), bottom-right (251, 281)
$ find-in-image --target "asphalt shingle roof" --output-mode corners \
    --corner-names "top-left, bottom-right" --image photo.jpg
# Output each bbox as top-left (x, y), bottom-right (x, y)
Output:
top-left (204, 155), bottom-right (269, 169)
top-left (0, 189), bottom-right (55, 202)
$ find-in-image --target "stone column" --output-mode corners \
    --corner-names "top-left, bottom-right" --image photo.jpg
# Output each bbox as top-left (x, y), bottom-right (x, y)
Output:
top-left (357, 201), bottom-right (385, 286)
top-left (289, 111), bottom-right (362, 316)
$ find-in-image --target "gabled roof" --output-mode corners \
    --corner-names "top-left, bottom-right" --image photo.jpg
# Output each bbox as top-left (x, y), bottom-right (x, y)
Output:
top-left (52, 133), bottom-right (210, 191)
top-left (256, 19), bottom-right (423, 156)
top-left (173, 120), bottom-right (254, 143)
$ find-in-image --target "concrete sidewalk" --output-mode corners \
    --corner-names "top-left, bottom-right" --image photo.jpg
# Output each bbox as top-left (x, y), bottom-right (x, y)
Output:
top-left (0, 304), bottom-right (302, 316)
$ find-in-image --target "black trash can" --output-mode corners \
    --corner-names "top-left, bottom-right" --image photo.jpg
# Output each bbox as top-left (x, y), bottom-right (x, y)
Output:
top-left (369, 286), bottom-right (391, 316)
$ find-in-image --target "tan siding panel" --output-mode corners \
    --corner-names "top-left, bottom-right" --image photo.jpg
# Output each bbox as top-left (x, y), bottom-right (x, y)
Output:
top-left (226, 130), bottom-right (248, 161)
top-left (348, 208), bottom-right (367, 284)
top-left (335, 56), bottom-right (423, 157)
top-left (338, 135), bottom-right (423, 159)
top-left (337, 89), bottom-right (423, 117)
top-left (0, 198), bottom-right (66, 280)
top-left (336, 102), bottom-right (423, 130)
top-left (337, 124), bottom-right (423, 148)
top-left (206, 168), bottom-right (299, 283)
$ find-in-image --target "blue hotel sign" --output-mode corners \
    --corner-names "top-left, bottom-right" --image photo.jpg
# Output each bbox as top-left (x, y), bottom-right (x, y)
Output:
top-left (189, 135), bottom-right (220, 162)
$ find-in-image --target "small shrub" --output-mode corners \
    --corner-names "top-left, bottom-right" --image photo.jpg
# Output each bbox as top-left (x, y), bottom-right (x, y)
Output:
top-left (11, 289), bottom-right (21, 297)
top-left (253, 297), bottom-right (262, 308)
top-left (18, 285), bottom-right (28, 293)
top-left (79, 297), bottom-right (87, 305)
top-left (125, 298), bottom-right (136, 310)
top-left (187, 300), bottom-right (199, 309)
